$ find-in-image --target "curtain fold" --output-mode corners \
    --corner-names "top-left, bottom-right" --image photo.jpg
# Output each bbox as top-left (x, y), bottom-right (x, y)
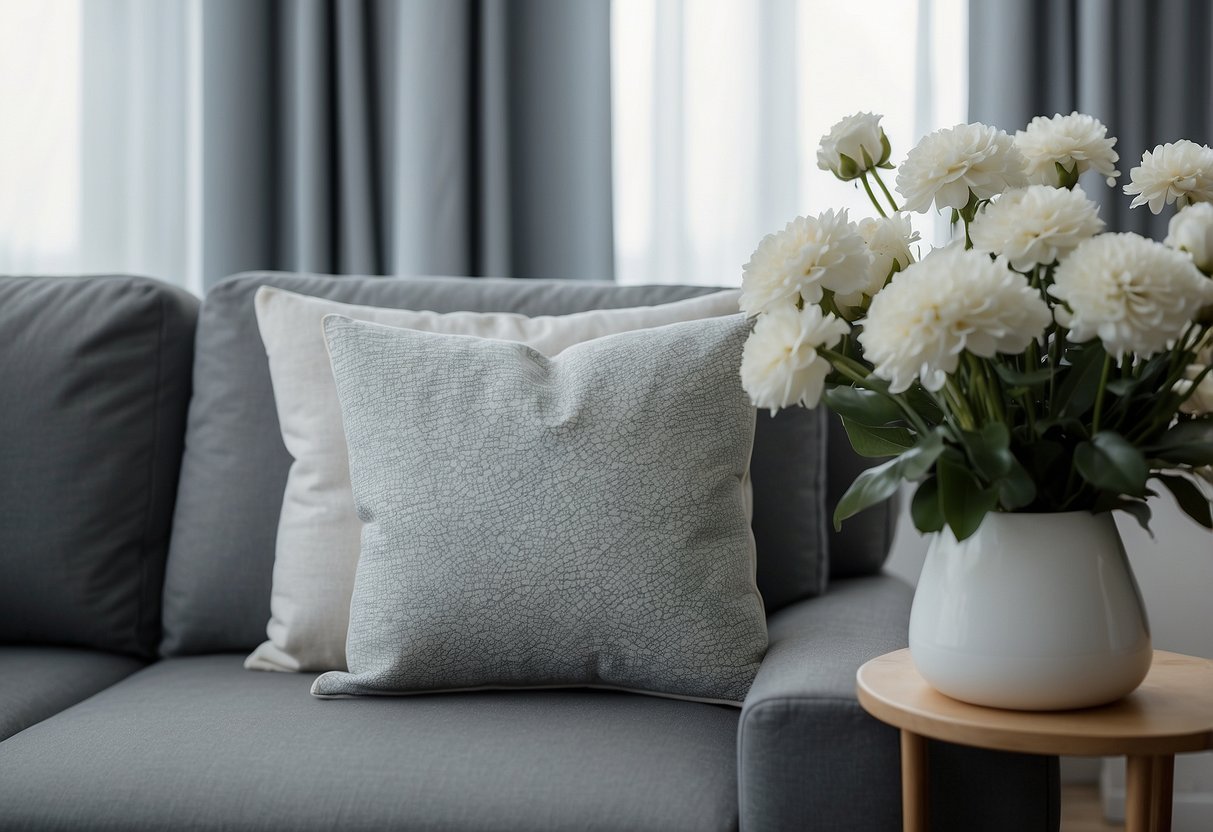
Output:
top-left (968, 0), bottom-right (1213, 237)
top-left (198, 0), bottom-right (613, 290)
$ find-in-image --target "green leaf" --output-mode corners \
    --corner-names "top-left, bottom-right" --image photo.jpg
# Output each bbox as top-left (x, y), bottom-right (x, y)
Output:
top-left (997, 461), bottom-right (1038, 510)
top-left (824, 386), bottom-right (904, 426)
top-left (963, 422), bottom-right (1014, 480)
top-left (841, 418), bottom-right (916, 458)
top-left (1154, 474), bottom-right (1213, 529)
top-left (910, 476), bottom-right (945, 533)
top-left (1074, 432), bottom-right (1149, 498)
top-left (878, 131), bottom-right (892, 166)
top-left (1146, 418), bottom-right (1213, 466)
top-left (1056, 344), bottom-right (1107, 418)
top-left (992, 363), bottom-right (1054, 387)
top-left (936, 455), bottom-right (1000, 540)
top-left (1106, 354), bottom-right (1168, 398)
top-left (1033, 416), bottom-right (1088, 440)
top-left (902, 385), bottom-right (945, 425)
top-left (833, 431), bottom-right (946, 529)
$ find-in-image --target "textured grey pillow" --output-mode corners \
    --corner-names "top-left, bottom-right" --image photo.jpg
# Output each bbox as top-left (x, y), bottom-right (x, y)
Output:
top-left (312, 314), bottom-right (768, 705)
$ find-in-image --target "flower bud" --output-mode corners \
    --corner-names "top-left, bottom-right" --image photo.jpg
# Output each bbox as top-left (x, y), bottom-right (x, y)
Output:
top-left (817, 112), bottom-right (889, 181)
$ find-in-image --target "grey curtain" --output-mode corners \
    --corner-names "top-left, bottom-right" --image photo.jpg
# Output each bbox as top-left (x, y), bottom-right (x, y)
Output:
top-left (969, 0), bottom-right (1213, 237)
top-left (197, 0), bottom-right (614, 290)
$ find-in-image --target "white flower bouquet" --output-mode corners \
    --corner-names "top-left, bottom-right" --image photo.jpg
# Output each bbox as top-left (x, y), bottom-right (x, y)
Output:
top-left (741, 111), bottom-right (1213, 540)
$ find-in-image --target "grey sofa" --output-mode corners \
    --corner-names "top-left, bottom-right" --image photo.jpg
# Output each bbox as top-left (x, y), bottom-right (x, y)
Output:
top-left (0, 273), bottom-right (1060, 831)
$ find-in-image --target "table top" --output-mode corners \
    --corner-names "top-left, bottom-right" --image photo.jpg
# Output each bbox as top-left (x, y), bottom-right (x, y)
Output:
top-left (856, 650), bottom-right (1213, 757)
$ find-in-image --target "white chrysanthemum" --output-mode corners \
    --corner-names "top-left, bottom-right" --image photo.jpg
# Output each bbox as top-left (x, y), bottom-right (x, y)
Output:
top-left (858, 246), bottom-right (1051, 393)
top-left (1175, 365), bottom-right (1213, 415)
top-left (1124, 140), bottom-right (1213, 214)
top-left (1050, 233), bottom-right (1211, 359)
top-left (817, 111), bottom-right (889, 180)
top-left (896, 123), bottom-right (1028, 213)
top-left (970, 185), bottom-right (1104, 271)
top-left (1014, 112), bottom-right (1119, 187)
top-left (852, 213), bottom-right (920, 302)
top-left (1165, 202), bottom-right (1213, 273)
top-left (741, 304), bottom-right (850, 413)
top-left (739, 209), bottom-right (872, 316)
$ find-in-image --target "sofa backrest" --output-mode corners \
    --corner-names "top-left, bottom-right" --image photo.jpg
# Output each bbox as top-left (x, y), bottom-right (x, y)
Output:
top-left (0, 275), bottom-right (198, 658)
top-left (159, 272), bottom-right (894, 656)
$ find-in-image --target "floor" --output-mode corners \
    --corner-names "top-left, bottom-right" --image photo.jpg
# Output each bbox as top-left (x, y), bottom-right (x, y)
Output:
top-left (1062, 785), bottom-right (1121, 831)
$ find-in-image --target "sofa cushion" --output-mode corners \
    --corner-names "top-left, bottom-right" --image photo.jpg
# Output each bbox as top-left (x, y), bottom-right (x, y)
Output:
top-left (313, 314), bottom-right (766, 704)
top-left (0, 646), bottom-right (143, 740)
top-left (247, 285), bottom-right (745, 673)
top-left (0, 655), bottom-right (740, 832)
top-left (0, 275), bottom-right (198, 657)
top-left (161, 272), bottom-right (830, 657)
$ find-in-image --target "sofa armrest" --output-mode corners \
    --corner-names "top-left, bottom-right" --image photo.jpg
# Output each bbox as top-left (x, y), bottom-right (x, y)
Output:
top-left (739, 574), bottom-right (1059, 832)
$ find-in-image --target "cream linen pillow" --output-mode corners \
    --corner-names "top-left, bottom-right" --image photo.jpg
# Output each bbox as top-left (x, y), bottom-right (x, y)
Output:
top-left (245, 286), bottom-right (745, 672)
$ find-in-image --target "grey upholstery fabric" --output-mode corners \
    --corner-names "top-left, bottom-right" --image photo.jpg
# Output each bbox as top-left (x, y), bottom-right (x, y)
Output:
top-left (739, 575), bottom-right (1060, 832)
top-left (314, 315), bottom-right (765, 703)
top-left (969, 0), bottom-right (1213, 239)
top-left (161, 272), bottom-right (838, 656)
top-left (0, 646), bottom-right (143, 741)
top-left (0, 275), bottom-right (197, 657)
top-left (824, 412), bottom-right (897, 578)
top-left (0, 655), bottom-right (740, 832)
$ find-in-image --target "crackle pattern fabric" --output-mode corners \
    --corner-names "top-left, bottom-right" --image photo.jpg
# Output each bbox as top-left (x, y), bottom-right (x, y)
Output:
top-left (312, 313), bottom-right (768, 705)
top-left (246, 285), bottom-right (744, 673)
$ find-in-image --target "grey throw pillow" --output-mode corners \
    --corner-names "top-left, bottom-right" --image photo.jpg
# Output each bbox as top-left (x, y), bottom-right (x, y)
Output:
top-left (312, 314), bottom-right (768, 705)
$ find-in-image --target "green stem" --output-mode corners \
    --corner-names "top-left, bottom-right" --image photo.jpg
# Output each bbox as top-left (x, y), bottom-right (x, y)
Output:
top-left (944, 378), bottom-right (978, 431)
top-left (859, 172), bottom-right (888, 218)
top-left (1091, 354), bottom-right (1112, 435)
top-left (870, 167), bottom-right (900, 213)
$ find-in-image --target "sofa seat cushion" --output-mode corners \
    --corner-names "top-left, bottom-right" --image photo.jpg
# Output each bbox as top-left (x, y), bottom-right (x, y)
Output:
top-left (0, 646), bottom-right (143, 740)
top-left (0, 655), bottom-right (741, 832)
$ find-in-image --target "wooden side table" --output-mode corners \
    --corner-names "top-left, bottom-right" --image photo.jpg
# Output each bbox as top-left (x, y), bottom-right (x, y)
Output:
top-left (856, 650), bottom-right (1213, 832)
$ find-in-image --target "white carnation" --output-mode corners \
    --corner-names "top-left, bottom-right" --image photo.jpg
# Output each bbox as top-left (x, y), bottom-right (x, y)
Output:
top-left (858, 246), bottom-right (1051, 393)
top-left (1175, 366), bottom-right (1213, 415)
top-left (1050, 233), bottom-right (1211, 359)
top-left (853, 213), bottom-right (919, 301)
top-left (740, 209), bottom-right (872, 316)
top-left (970, 185), bottom-right (1104, 271)
top-left (1014, 112), bottom-right (1119, 187)
top-left (1165, 202), bottom-right (1213, 273)
top-left (1124, 140), bottom-right (1213, 214)
top-left (817, 111), bottom-right (889, 180)
top-left (896, 122), bottom-right (1028, 214)
top-left (741, 304), bottom-right (850, 413)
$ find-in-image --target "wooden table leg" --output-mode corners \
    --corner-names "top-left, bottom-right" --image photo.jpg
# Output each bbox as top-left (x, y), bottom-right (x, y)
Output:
top-left (1150, 755), bottom-right (1174, 832)
top-left (900, 730), bottom-right (929, 832)
top-left (1125, 755), bottom-right (1155, 832)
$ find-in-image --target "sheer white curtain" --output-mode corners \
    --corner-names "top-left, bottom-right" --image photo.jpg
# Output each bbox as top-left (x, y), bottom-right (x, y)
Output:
top-left (0, 0), bottom-right (201, 292)
top-left (612, 0), bottom-right (969, 286)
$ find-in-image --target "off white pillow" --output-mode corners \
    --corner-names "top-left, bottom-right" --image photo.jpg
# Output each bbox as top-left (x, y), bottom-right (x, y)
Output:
top-left (246, 286), bottom-right (745, 672)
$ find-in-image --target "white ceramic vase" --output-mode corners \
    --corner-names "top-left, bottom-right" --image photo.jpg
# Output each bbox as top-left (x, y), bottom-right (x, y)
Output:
top-left (908, 511), bottom-right (1152, 711)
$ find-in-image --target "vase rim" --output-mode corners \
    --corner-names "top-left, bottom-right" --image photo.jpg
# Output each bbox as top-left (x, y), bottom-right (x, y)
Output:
top-left (988, 509), bottom-right (1109, 518)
